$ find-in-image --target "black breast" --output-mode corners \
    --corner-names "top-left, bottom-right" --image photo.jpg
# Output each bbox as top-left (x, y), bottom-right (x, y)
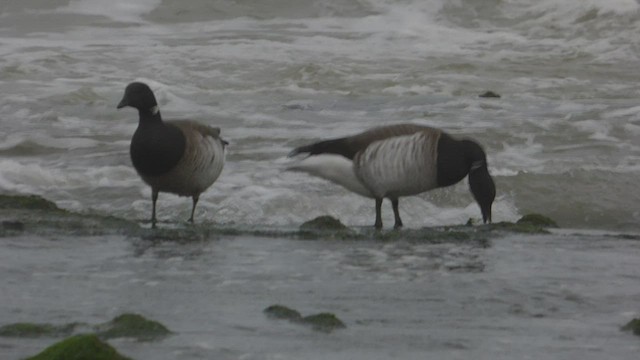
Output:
top-left (436, 133), bottom-right (471, 187)
top-left (130, 122), bottom-right (186, 177)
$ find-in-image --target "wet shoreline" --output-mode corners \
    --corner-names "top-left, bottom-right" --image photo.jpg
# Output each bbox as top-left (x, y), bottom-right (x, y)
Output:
top-left (1, 193), bottom-right (639, 359)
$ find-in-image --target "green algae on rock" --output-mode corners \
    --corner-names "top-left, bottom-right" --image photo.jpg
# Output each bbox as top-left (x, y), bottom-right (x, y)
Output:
top-left (0, 194), bottom-right (62, 211)
top-left (263, 305), bottom-right (303, 321)
top-left (95, 313), bottom-right (171, 341)
top-left (621, 318), bottom-right (640, 336)
top-left (25, 334), bottom-right (132, 360)
top-left (0, 322), bottom-right (78, 338)
top-left (483, 213), bottom-right (559, 234)
top-left (487, 221), bottom-right (550, 234)
top-left (517, 213), bottom-right (558, 228)
top-left (301, 313), bottom-right (347, 333)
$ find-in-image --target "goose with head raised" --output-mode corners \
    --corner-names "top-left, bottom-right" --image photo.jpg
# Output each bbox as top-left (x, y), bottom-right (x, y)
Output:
top-left (117, 82), bottom-right (226, 227)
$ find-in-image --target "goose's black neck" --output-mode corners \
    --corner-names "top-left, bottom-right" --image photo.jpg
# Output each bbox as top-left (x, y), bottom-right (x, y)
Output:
top-left (130, 112), bottom-right (186, 177)
top-left (137, 107), bottom-right (163, 125)
top-left (436, 133), bottom-right (495, 223)
top-left (436, 134), bottom-right (478, 187)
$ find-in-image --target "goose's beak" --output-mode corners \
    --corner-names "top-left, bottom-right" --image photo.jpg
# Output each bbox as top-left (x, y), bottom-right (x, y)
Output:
top-left (117, 96), bottom-right (128, 109)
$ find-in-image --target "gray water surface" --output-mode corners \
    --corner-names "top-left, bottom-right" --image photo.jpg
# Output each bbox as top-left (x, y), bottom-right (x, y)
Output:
top-left (1, 231), bottom-right (638, 359)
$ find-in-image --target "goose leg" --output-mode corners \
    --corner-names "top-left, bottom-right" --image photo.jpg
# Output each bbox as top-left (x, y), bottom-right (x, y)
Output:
top-left (188, 195), bottom-right (199, 223)
top-left (151, 189), bottom-right (159, 229)
top-left (391, 198), bottom-right (403, 229)
top-left (374, 198), bottom-right (383, 229)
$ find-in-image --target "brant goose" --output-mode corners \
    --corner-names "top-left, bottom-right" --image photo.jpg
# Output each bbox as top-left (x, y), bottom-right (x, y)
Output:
top-left (288, 123), bottom-right (496, 229)
top-left (117, 82), bottom-right (227, 227)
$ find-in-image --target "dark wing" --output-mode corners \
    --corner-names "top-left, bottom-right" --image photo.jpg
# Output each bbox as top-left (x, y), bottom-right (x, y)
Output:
top-left (169, 120), bottom-right (228, 146)
top-left (288, 123), bottom-right (434, 160)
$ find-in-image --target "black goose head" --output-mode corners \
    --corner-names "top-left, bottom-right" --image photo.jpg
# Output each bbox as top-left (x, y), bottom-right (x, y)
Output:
top-left (117, 82), bottom-right (159, 117)
top-left (463, 139), bottom-right (496, 224)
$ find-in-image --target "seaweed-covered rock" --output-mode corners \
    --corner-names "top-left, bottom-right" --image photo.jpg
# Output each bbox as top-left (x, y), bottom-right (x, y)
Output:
top-left (517, 213), bottom-right (558, 228)
top-left (0, 194), bottom-right (61, 211)
top-left (0, 193), bottom-right (140, 237)
top-left (297, 215), bottom-right (359, 240)
top-left (300, 216), bottom-right (348, 231)
top-left (301, 313), bottom-right (346, 333)
top-left (263, 305), bottom-right (303, 321)
top-left (621, 318), bottom-right (640, 336)
top-left (0, 322), bottom-right (78, 338)
top-left (95, 313), bottom-right (170, 341)
top-left (25, 334), bottom-right (132, 360)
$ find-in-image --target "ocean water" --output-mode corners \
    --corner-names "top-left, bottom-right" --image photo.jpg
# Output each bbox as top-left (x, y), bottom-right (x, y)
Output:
top-left (1, 0), bottom-right (640, 359)
top-left (1, 0), bottom-right (638, 230)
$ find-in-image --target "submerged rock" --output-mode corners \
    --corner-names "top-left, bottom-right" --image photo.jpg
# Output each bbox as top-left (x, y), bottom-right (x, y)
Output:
top-left (1, 220), bottom-right (24, 232)
top-left (95, 313), bottom-right (171, 341)
top-left (0, 322), bottom-right (78, 338)
top-left (263, 305), bottom-right (303, 321)
top-left (263, 305), bottom-right (346, 333)
top-left (301, 313), bottom-right (347, 333)
top-left (488, 221), bottom-right (550, 234)
top-left (479, 90), bottom-right (501, 98)
top-left (621, 318), bottom-right (640, 336)
top-left (25, 334), bottom-right (132, 360)
top-left (0, 314), bottom-right (170, 342)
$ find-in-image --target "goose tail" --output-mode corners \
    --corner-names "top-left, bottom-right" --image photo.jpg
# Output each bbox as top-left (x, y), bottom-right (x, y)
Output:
top-left (288, 138), bottom-right (346, 158)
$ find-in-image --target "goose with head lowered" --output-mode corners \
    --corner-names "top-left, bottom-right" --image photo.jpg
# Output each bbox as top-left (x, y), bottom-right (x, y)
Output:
top-left (117, 82), bottom-right (227, 227)
top-left (287, 123), bottom-right (496, 229)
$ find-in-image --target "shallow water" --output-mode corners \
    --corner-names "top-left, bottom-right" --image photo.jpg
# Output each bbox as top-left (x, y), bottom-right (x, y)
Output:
top-left (1, 230), bottom-right (639, 359)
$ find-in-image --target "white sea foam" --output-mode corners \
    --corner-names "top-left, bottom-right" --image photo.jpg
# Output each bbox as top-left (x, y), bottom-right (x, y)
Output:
top-left (57, 0), bottom-right (162, 22)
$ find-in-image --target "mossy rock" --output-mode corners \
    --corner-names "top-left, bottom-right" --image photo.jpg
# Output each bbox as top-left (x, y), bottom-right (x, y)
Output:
top-left (300, 216), bottom-right (348, 231)
top-left (301, 313), bottom-right (346, 333)
top-left (95, 313), bottom-right (170, 341)
top-left (25, 334), bottom-right (132, 360)
top-left (621, 318), bottom-right (640, 336)
top-left (263, 305), bottom-right (303, 321)
top-left (517, 213), bottom-right (558, 228)
top-left (0, 322), bottom-right (78, 338)
top-left (0, 194), bottom-right (61, 211)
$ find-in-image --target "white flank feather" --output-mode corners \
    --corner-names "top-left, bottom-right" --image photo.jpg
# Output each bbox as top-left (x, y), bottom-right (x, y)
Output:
top-left (286, 154), bottom-right (374, 198)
